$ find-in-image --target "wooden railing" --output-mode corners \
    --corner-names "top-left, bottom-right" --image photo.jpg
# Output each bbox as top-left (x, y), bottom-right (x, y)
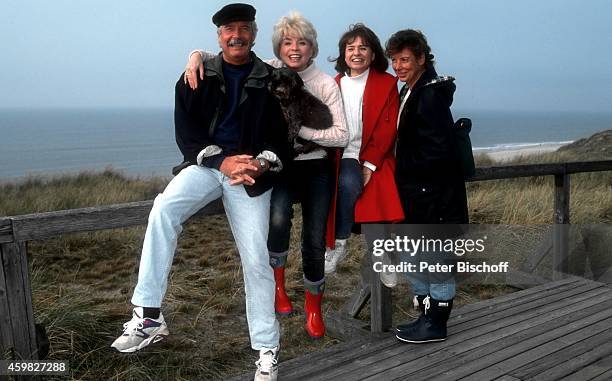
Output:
top-left (1, 160), bottom-right (611, 360)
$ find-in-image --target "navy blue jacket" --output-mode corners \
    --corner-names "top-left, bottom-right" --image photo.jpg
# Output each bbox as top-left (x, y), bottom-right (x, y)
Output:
top-left (395, 66), bottom-right (468, 224)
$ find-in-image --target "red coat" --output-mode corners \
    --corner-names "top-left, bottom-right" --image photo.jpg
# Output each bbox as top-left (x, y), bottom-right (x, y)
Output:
top-left (326, 70), bottom-right (405, 247)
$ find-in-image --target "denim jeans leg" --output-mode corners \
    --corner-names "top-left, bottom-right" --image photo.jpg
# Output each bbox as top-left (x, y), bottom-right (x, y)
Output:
top-left (222, 181), bottom-right (280, 350)
top-left (132, 165), bottom-right (223, 307)
top-left (267, 178), bottom-right (293, 255)
top-left (429, 279), bottom-right (456, 300)
top-left (402, 250), bottom-right (430, 296)
top-left (335, 159), bottom-right (364, 240)
top-left (300, 160), bottom-right (333, 282)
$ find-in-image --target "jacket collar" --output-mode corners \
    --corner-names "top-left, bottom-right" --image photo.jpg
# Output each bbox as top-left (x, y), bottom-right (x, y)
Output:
top-left (410, 65), bottom-right (454, 92)
top-left (204, 52), bottom-right (269, 89)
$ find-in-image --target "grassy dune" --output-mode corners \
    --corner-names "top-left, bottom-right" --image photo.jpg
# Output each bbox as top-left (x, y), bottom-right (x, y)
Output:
top-left (1, 132), bottom-right (610, 380)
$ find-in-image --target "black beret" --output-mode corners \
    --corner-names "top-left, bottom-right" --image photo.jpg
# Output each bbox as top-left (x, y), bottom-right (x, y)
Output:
top-left (212, 3), bottom-right (256, 27)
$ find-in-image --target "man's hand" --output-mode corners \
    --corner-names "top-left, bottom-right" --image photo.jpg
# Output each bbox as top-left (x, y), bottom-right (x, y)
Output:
top-left (362, 166), bottom-right (373, 187)
top-left (220, 155), bottom-right (268, 186)
top-left (183, 52), bottom-right (204, 90)
top-left (229, 158), bottom-right (269, 185)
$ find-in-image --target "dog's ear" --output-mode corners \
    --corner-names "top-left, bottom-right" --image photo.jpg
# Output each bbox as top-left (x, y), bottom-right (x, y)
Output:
top-left (268, 69), bottom-right (282, 93)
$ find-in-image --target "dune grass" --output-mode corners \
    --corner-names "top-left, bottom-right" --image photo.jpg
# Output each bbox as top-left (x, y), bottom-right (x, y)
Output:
top-left (1, 140), bottom-right (610, 380)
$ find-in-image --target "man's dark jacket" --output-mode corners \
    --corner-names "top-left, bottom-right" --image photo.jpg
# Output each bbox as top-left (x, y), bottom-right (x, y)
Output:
top-left (174, 52), bottom-right (289, 197)
top-left (395, 65), bottom-right (469, 224)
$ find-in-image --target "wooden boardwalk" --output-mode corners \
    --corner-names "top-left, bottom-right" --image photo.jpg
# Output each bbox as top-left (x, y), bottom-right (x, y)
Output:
top-left (230, 276), bottom-right (612, 380)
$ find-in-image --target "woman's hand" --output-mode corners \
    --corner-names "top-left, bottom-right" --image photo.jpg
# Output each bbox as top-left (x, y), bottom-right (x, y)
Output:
top-left (362, 166), bottom-right (373, 187)
top-left (183, 52), bottom-right (204, 90)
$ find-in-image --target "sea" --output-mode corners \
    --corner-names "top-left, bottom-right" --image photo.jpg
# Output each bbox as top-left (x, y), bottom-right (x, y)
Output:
top-left (0, 108), bottom-right (610, 182)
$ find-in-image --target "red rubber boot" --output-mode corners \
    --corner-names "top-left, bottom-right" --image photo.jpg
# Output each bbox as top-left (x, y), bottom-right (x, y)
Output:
top-left (304, 290), bottom-right (325, 339)
top-left (273, 267), bottom-right (293, 316)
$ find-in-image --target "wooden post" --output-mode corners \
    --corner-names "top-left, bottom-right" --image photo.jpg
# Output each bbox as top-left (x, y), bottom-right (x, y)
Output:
top-left (553, 173), bottom-right (570, 280)
top-left (367, 225), bottom-right (393, 333)
top-left (0, 244), bottom-right (15, 358)
top-left (0, 241), bottom-right (38, 360)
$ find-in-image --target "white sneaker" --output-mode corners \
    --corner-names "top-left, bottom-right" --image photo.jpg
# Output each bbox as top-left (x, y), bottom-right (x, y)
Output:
top-left (380, 252), bottom-right (398, 288)
top-left (110, 307), bottom-right (169, 353)
top-left (254, 345), bottom-right (279, 381)
top-left (324, 239), bottom-right (348, 274)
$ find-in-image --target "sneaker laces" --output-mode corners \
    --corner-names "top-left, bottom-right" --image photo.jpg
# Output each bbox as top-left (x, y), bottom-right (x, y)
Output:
top-left (423, 296), bottom-right (431, 315)
top-left (122, 317), bottom-right (144, 335)
top-left (256, 348), bottom-right (278, 373)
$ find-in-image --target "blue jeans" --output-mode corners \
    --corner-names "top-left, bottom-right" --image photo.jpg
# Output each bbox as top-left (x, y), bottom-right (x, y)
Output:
top-left (335, 159), bottom-right (364, 239)
top-left (132, 165), bottom-right (279, 350)
top-left (268, 159), bottom-right (333, 282)
top-left (402, 248), bottom-right (456, 301)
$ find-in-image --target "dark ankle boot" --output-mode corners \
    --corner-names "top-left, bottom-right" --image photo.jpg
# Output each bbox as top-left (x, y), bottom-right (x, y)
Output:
top-left (396, 295), bottom-right (427, 333)
top-left (396, 297), bottom-right (453, 343)
top-left (304, 280), bottom-right (325, 339)
top-left (273, 267), bottom-right (293, 316)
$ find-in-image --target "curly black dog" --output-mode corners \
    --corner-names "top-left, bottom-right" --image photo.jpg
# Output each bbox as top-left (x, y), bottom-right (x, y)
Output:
top-left (268, 67), bottom-right (334, 155)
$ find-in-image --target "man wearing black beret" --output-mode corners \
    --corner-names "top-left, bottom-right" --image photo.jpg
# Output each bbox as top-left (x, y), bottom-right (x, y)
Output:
top-left (110, 4), bottom-right (288, 380)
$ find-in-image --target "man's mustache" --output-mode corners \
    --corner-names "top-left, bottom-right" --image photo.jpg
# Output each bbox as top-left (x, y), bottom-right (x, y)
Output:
top-left (228, 38), bottom-right (248, 47)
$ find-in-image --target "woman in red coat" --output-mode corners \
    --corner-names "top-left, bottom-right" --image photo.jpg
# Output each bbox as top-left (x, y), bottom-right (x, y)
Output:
top-left (325, 24), bottom-right (404, 274)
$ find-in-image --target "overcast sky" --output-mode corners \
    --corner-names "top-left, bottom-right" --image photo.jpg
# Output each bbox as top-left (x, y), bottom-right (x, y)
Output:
top-left (2, 0), bottom-right (611, 112)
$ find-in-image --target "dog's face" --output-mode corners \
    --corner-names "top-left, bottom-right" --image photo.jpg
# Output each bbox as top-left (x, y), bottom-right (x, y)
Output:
top-left (268, 67), bottom-right (304, 101)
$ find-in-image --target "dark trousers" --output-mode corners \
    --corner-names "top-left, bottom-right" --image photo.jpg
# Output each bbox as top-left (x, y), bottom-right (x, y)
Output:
top-left (335, 158), bottom-right (364, 239)
top-left (268, 159), bottom-right (333, 282)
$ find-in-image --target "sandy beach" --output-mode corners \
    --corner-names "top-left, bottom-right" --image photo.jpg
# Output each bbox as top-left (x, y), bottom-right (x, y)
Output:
top-left (474, 142), bottom-right (568, 163)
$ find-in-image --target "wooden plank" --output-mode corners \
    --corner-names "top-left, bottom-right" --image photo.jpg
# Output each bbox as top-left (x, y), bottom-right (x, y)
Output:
top-left (380, 293), bottom-right (612, 381)
top-left (336, 286), bottom-right (612, 381)
top-left (18, 242), bottom-right (37, 360)
top-left (451, 280), bottom-right (601, 331)
top-left (554, 174), bottom-right (571, 224)
top-left (279, 338), bottom-right (374, 372)
top-left (470, 163), bottom-right (566, 181)
top-left (588, 368), bottom-right (612, 381)
top-left (450, 276), bottom-right (582, 319)
top-left (325, 311), bottom-right (371, 341)
top-left (295, 282), bottom-right (603, 381)
top-left (556, 353), bottom-right (612, 381)
top-left (10, 199), bottom-right (223, 242)
top-left (342, 278), bottom-right (370, 318)
top-left (450, 313), bottom-right (612, 380)
top-left (283, 279), bottom-right (595, 380)
top-left (342, 252), bottom-right (372, 318)
top-left (0, 243), bottom-right (15, 354)
top-left (369, 249), bottom-right (392, 333)
top-left (0, 218), bottom-right (13, 243)
top-left (565, 160), bottom-right (612, 174)
top-left (318, 281), bottom-right (606, 380)
top-left (468, 160), bottom-right (612, 182)
top-left (0, 242), bottom-right (37, 360)
top-left (552, 173), bottom-right (570, 280)
top-left (280, 279), bottom-right (610, 381)
top-left (512, 329), bottom-right (612, 380)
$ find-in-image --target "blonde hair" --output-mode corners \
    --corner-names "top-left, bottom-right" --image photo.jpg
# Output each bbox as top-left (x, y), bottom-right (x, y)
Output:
top-left (272, 12), bottom-right (318, 60)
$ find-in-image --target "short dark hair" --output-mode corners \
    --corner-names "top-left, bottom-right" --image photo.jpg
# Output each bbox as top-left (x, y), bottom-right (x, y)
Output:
top-left (331, 23), bottom-right (388, 75)
top-left (385, 29), bottom-right (434, 66)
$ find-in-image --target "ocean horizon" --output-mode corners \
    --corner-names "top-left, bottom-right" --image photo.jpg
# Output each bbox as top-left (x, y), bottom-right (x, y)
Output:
top-left (1, 108), bottom-right (610, 182)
